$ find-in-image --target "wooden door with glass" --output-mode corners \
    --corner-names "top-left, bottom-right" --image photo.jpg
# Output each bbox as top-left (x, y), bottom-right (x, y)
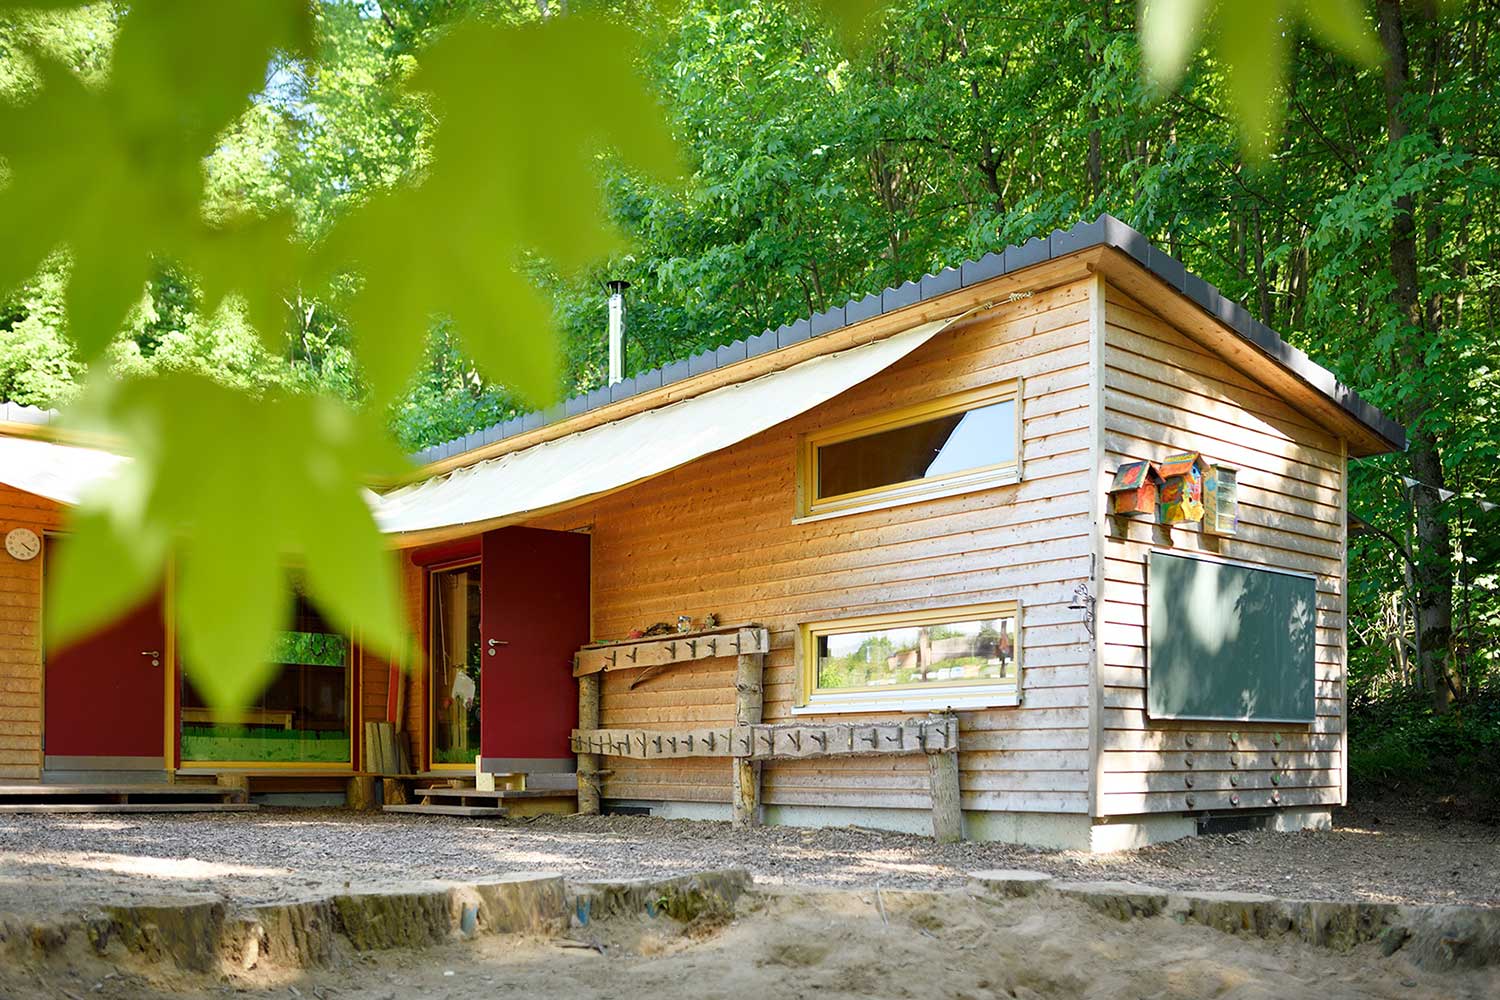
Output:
top-left (429, 559), bottom-right (482, 768)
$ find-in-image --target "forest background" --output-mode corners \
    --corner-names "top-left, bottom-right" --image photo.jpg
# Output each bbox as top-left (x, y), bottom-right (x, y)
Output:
top-left (2, 0), bottom-right (1495, 807)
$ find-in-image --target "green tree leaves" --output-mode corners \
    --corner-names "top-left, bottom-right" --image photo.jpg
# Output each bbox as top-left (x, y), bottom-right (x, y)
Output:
top-left (0, 1), bottom-right (313, 355)
top-left (1, 2), bottom-right (681, 713)
top-left (7, 0), bottom-right (1492, 721)
top-left (1139, 0), bottom-right (1383, 159)
top-left (323, 16), bottom-right (680, 406)
top-left (47, 375), bottom-right (406, 710)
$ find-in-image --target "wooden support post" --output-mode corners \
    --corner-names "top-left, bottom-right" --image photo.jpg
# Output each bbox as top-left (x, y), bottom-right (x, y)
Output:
top-left (215, 774), bottom-right (250, 803)
top-left (382, 777), bottom-right (410, 806)
top-left (927, 748), bottom-right (962, 844)
top-left (577, 671), bottom-right (602, 815)
top-left (731, 644), bottom-right (765, 828)
top-left (346, 775), bottom-right (377, 812)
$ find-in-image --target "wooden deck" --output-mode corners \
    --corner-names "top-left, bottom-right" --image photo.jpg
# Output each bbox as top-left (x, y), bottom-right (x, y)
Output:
top-left (0, 782), bottom-right (255, 814)
top-left (382, 774), bottom-right (578, 820)
top-left (383, 803), bottom-right (507, 818)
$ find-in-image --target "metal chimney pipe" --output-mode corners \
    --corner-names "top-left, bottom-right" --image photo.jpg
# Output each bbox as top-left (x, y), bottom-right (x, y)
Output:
top-left (606, 279), bottom-right (630, 386)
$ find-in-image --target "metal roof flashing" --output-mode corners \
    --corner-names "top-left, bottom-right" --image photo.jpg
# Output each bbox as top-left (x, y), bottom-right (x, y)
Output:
top-left (409, 213), bottom-right (1405, 467)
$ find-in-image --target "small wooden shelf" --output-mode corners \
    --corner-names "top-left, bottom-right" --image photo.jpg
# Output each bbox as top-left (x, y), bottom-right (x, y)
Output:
top-left (574, 626), bottom-right (769, 677)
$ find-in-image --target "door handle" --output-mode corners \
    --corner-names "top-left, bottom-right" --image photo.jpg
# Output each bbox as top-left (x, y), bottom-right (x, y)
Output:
top-left (486, 638), bottom-right (508, 657)
top-left (141, 650), bottom-right (161, 667)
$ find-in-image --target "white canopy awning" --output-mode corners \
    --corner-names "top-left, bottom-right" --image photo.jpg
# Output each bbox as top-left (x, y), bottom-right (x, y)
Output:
top-left (0, 434), bottom-right (127, 506)
top-left (374, 315), bottom-right (961, 541)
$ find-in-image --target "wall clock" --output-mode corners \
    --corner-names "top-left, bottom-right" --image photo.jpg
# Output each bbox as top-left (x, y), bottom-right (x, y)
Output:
top-left (5, 527), bottom-right (40, 561)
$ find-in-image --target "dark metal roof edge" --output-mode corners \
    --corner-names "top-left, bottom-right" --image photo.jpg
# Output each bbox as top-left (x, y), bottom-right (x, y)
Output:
top-left (413, 213), bottom-right (1405, 465)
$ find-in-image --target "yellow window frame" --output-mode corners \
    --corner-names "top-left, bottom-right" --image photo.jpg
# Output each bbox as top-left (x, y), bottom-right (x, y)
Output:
top-left (795, 379), bottom-right (1023, 522)
top-left (798, 601), bottom-right (1022, 708)
top-left (179, 632), bottom-right (356, 770)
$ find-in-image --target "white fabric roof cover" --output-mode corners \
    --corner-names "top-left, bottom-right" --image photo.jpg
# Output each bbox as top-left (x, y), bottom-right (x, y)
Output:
top-left (0, 434), bottom-right (127, 505)
top-left (374, 316), bottom-right (959, 538)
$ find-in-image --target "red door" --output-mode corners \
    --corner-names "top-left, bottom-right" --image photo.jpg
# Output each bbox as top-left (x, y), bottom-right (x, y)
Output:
top-left (44, 540), bottom-right (168, 763)
top-left (479, 526), bottom-right (590, 764)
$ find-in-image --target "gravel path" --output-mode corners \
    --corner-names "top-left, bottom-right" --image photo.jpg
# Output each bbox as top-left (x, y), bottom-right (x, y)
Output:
top-left (0, 799), bottom-right (1493, 917)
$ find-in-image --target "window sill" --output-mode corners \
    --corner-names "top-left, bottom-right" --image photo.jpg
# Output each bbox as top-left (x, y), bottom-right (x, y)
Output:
top-left (792, 685), bottom-right (1020, 716)
top-left (793, 470), bottom-right (1021, 525)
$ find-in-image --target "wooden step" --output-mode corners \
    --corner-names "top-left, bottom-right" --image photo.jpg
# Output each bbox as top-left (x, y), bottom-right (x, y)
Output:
top-left (383, 804), bottom-right (508, 818)
top-left (0, 783), bottom-right (247, 805)
top-left (43, 770), bottom-right (170, 786)
top-left (0, 802), bottom-right (259, 814)
top-left (414, 775), bottom-right (523, 794)
top-left (416, 784), bottom-right (577, 818)
top-left (0, 783), bottom-right (241, 797)
top-left (420, 786), bottom-right (575, 802)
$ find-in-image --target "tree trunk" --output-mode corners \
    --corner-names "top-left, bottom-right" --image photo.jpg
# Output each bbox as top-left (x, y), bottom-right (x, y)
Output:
top-left (1085, 0), bottom-right (1107, 201)
top-left (1376, 0), bottom-right (1455, 712)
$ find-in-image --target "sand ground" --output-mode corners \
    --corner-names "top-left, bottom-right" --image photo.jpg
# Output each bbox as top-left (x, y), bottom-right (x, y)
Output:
top-left (0, 801), bottom-right (1494, 999)
top-left (2, 886), bottom-right (1495, 1000)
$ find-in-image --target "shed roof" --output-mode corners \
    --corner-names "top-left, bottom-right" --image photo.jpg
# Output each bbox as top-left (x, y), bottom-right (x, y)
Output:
top-left (0, 401), bottom-right (59, 431)
top-left (376, 315), bottom-right (959, 541)
top-left (0, 434), bottom-right (127, 505)
top-left (410, 213), bottom-right (1406, 469)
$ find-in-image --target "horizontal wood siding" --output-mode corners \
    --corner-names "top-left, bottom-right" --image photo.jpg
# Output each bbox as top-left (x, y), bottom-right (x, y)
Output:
top-left (0, 484), bottom-right (65, 780)
top-left (1098, 284), bottom-right (1347, 817)
top-left (529, 279), bottom-right (1097, 814)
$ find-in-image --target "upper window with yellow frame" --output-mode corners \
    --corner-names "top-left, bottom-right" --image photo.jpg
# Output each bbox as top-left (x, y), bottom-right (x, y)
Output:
top-left (796, 381), bottom-right (1022, 522)
top-left (795, 602), bottom-right (1022, 715)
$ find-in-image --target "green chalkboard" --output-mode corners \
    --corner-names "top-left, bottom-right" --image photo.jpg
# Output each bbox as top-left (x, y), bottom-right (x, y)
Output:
top-left (1147, 551), bottom-right (1317, 723)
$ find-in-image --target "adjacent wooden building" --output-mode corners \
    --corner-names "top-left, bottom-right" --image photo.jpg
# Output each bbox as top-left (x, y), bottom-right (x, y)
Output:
top-left (0, 216), bottom-right (1403, 848)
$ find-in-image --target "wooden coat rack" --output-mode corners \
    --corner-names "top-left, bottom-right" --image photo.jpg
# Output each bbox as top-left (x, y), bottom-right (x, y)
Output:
top-left (571, 625), bottom-right (962, 841)
top-left (574, 626), bottom-right (769, 827)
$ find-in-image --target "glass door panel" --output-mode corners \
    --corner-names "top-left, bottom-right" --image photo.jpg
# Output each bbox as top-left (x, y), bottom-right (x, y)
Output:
top-left (430, 562), bottom-right (482, 765)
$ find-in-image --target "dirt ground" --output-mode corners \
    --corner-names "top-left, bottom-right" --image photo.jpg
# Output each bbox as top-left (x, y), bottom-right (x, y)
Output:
top-left (0, 797), bottom-right (1494, 917)
top-left (3, 885), bottom-right (1496, 1000)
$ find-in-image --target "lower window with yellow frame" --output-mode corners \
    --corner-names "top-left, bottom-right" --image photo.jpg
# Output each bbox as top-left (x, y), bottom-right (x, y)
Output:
top-left (795, 602), bottom-right (1021, 715)
top-left (180, 575), bottom-right (351, 765)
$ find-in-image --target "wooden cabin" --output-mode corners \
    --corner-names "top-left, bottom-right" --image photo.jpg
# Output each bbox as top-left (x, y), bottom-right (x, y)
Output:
top-left (0, 216), bottom-right (1404, 849)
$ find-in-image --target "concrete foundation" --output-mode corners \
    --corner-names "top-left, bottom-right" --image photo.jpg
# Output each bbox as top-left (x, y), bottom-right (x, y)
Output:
top-left (613, 799), bottom-right (729, 822)
top-left (1087, 813), bottom-right (1197, 852)
top-left (613, 799), bottom-right (1220, 852)
top-left (1265, 807), bottom-right (1333, 833)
